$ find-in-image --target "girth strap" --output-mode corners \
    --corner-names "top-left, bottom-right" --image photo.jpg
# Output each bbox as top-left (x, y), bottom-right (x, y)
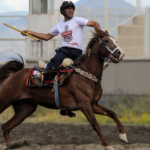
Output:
top-left (54, 82), bottom-right (61, 109)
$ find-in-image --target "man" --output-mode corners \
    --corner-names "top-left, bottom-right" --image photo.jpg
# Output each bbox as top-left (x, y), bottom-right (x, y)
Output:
top-left (21, 1), bottom-right (101, 117)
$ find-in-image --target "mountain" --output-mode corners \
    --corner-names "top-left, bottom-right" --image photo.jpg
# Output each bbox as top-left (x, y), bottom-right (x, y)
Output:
top-left (75, 0), bottom-right (134, 8)
top-left (75, 0), bottom-right (136, 34)
top-left (75, 0), bottom-right (89, 7)
top-left (75, 0), bottom-right (135, 15)
top-left (0, 11), bottom-right (28, 16)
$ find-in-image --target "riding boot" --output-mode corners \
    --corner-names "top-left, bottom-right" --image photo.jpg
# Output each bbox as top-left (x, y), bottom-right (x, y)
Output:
top-left (33, 74), bottom-right (43, 87)
top-left (60, 110), bottom-right (76, 117)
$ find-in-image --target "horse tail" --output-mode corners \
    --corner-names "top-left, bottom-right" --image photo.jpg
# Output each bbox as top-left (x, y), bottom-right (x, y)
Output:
top-left (0, 53), bottom-right (24, 85)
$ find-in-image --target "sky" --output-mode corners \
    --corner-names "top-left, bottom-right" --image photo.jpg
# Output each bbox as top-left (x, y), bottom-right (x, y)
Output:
top-left (0, 0), bottom-right (28, 13)
top-left (0, 0), bottom-right (150, 13)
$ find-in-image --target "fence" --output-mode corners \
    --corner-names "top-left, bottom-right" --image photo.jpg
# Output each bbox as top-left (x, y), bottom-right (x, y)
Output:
top-left (0, 7), bottom-right (149, 61)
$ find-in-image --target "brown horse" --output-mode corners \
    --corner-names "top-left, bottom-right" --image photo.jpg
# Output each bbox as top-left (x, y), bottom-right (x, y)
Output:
top-left (0, 30), bottom-right (127, 150)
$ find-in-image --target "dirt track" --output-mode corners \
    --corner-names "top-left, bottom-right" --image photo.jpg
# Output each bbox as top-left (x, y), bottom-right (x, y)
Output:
top-left (0, 123), bottom-right (150, 150)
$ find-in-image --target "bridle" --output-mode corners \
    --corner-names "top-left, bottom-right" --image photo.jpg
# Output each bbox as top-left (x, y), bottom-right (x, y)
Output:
top-left (86, 35), bottom-right (120, 72)
top-left (78, 35), bottom-right (120, 84)
top-left (91, 36), bottom-right (120, 62)
top-left (98, 37), bottom-right (119, 55)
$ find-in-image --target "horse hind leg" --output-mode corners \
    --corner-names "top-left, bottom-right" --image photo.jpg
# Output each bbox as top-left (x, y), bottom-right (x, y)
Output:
top-left (0, 92), bottom-right (12, 114)
top-left (1, 100), bottom-right (37, 148)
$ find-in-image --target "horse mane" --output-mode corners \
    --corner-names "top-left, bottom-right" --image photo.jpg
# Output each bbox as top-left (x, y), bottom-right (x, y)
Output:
top-left (75, 30), bottom-right (109, 65)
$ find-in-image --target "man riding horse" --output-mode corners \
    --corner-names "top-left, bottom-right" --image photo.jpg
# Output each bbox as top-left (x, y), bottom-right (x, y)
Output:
top-left (21, 1), bottom-right (101, 117)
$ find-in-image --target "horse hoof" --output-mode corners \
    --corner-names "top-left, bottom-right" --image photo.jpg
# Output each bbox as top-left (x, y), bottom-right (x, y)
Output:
top-left (105, 146), bottom-right (114, 150)
top-left (119, 133), bottom-right (128, 143)
top-left (6, 142), bottom-right (11, 148)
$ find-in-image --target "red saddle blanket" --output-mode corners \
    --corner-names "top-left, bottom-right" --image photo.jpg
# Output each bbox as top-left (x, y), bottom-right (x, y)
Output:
top-left (26, 68), bottom-right (74, 87)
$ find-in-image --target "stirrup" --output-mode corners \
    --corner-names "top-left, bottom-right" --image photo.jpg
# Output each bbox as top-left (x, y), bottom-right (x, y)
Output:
top-left (33, 74), bottom-right (44, 87)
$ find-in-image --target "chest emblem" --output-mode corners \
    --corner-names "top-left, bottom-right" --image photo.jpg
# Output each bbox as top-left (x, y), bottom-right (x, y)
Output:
top-left (61, 25), bottom-right (73, 42)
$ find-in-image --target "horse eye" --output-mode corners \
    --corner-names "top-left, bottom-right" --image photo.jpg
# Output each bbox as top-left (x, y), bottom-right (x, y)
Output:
top-left (104, 40), bottom-right (109, 43)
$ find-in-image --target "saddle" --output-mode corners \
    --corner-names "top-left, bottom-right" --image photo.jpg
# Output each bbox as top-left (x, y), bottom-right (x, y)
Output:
top-left (26, 66), bottom-right (75, 88)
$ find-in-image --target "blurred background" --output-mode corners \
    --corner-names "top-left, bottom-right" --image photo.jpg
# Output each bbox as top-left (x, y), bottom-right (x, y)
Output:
top-left (0, 0), bottom-right (149, 125)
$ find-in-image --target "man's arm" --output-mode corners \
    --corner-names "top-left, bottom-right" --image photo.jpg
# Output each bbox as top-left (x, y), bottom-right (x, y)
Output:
top-left (21, 30), bottom-right (54, 41)
top-left (86, 21), bottom-right (101, 32)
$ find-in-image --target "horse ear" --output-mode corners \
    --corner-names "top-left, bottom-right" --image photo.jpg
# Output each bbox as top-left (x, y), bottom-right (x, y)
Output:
top-left (105, 30), bottom-right (109, 34)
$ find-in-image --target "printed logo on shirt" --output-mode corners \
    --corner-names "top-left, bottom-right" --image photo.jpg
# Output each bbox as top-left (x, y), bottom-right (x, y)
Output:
top-left (61, 25), bottom-right (73, 42)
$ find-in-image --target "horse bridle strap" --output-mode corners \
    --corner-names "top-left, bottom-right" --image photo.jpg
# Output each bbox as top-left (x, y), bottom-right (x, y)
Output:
top-left (90, 50), bottom-right (110, 62)
top-left (98, 38), bottom-right (119, 55)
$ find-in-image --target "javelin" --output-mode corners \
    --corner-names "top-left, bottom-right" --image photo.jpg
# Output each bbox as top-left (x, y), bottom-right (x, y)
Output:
top-left (3, 23), bottom-right (40, 41)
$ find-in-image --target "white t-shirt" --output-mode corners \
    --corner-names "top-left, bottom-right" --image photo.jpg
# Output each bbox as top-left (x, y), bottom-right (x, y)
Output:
top-left (49, 16), bottom-right (89, 52)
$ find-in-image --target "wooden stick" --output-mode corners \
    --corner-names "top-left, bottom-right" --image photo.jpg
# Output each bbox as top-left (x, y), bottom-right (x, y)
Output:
top-left (3, 23), bottom-right (40, 41)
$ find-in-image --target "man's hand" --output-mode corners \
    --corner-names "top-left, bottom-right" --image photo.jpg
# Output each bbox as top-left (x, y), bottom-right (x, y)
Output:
top-left (21, 30), bottom-right (33, 36)
top-left (87, 21), bottom-right (101, 32)
top-left (20, 30), bottom-right (54, 41)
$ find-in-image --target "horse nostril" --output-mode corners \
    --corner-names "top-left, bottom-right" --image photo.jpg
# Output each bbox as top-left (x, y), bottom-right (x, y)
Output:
top-left (118, 51), bottom-right (121, 56)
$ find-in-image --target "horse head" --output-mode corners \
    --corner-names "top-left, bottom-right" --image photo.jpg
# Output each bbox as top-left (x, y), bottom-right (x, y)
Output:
top-left (87, 30), bottom-right (125, 63)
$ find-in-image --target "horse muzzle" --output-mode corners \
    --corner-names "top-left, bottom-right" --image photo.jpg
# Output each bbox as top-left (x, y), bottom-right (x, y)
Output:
top-left (110, 48), bottom-right (125, 63)
top-left (118, 47), bottom-right (125, 60)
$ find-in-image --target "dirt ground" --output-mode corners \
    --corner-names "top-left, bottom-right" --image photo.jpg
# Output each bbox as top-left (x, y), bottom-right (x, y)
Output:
top-left (0, 123), bottom-right (150, 150)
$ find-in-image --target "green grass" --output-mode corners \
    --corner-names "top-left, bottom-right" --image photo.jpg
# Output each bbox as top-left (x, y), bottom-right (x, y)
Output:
top-left (0, 94), bottom-right (150, 125)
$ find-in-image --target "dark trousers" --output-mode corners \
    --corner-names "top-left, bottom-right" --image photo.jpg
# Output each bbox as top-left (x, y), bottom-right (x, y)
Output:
top-left (44, 47), bottom-right (82, 79)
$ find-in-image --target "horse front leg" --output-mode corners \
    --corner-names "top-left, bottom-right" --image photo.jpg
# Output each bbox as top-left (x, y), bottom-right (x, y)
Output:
top-left (79, 102), bottom-right (114, 150)
top-left (92, 103), bottom-right (128, 143)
